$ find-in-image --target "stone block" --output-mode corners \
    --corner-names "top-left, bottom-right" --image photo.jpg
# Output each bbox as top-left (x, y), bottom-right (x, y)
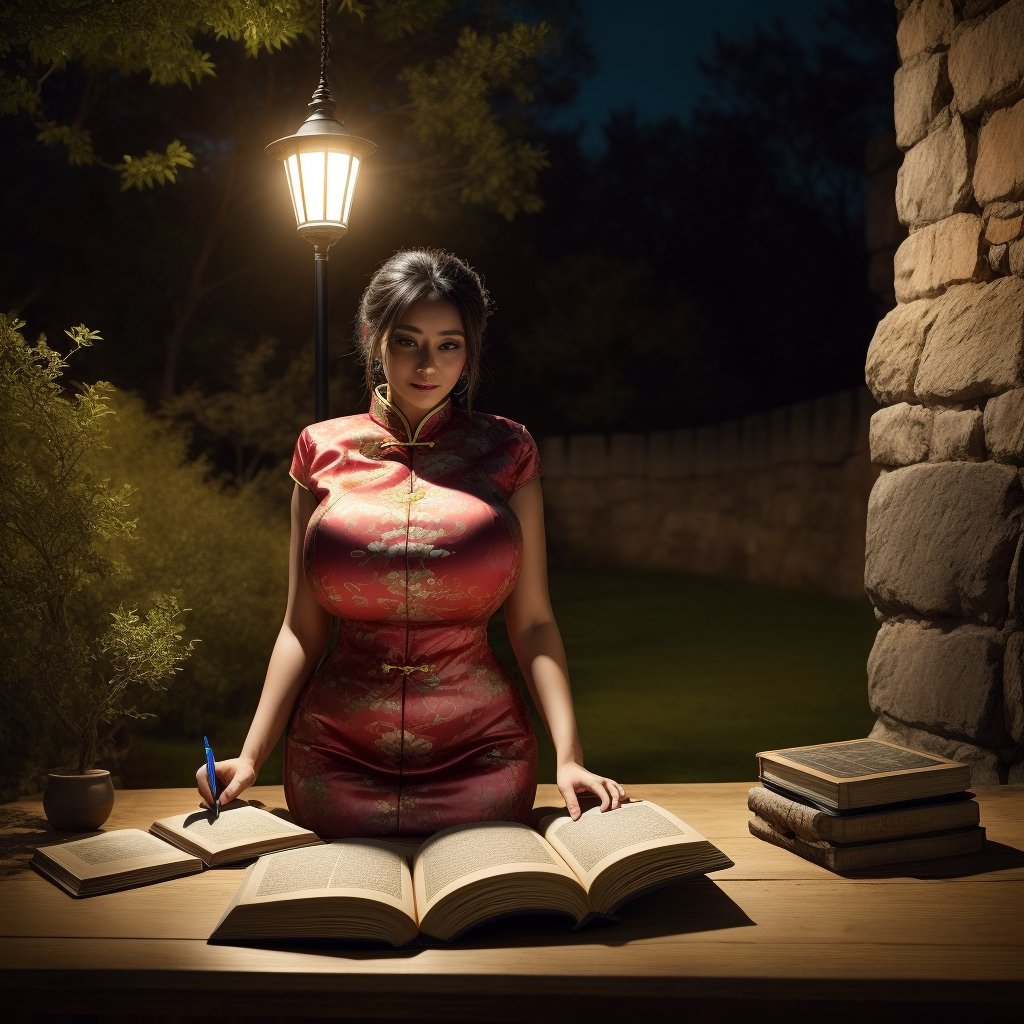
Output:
top-left (948, 0), bottom-right (1024, 117)
top-left (810, 389), bottom-right (855, 463)
top-left (718, 419), bottom-right (741, 474)
top-left (539, 436), bottom-right (567, 478)
top-left (929, 408), bottom-right (985, 461)
top-left (869, 716), bottom-right (1002, 784)
top-left (868, 619), bottom-right (1004, 746)
top-left (1011, 239), bottom-right (1024, 277)
top-left (986, 213), bottom-right (1024, 245)
top-left (915, 278), bottom-right (1024, 402)
top-left (984, 387), bottom-right (1024, 463)
top-left (961, 0), bottom-right (1005, 16)
top-left (988, 242), bottom-right (1009, 274)
top-left (788, 400), bottom-right (812, 463)
top-left (869, 403), bottom-right (933, 467)
top-left (672, 428), bottom-right (696, 475)
top-left (894, 52), bottom-right (951, 150)
top-left (696, 425), bottom-right (718, 476)
top-left (893, 213), bottom-right (985, 302)
top-left (897, 0), bottom-right (957, 62)
top-left (740, 413), bottom-right (770, 470)
top-left (566, 434), bottom-right (607, 478)
top-left (1005, 631), bottom-right (1024, 744)
top-left (606, 433), bottom-right (646, 477)
top-left (647, 431), bottom-right (674, 479)
top-left (865, 460), bottom-right (1022, 622)
top-left (768, 406), bottom-right (790, 465)
top-left (895, 112), bottom-right (974, 229)
top-left (974, 98), bottom-right (1024, 205)
top-left (866, 298), bottom-right (937, 404)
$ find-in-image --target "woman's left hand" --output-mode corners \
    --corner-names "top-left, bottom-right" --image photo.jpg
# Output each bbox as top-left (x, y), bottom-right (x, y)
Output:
top-left (556, 762), bottom-right (627, 821)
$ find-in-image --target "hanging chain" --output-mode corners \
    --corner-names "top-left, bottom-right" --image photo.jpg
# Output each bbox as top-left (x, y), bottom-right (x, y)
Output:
top-left (319, 0), bottom-right (329, 87)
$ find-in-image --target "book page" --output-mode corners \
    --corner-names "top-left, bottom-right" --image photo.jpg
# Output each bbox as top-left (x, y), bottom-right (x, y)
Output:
top-left (152, 804), bottom-right (316, 852)
top-left (37, 829), bottom-right (195, 879)
top-left (539, 801), bottom-right (705, 888)
top-left (238, 840), bottom-right (413, 914)
top-left (413, 822), bottom-right (579, 913)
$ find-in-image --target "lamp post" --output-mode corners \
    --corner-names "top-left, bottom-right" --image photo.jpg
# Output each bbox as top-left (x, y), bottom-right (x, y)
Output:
top-left (265, 0), bottom-right (376, 422)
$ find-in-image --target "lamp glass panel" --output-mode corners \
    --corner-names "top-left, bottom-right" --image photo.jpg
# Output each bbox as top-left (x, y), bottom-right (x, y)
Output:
top-left (343, 158), bottom-right (361, 224)
top-left (284, 154), bottom-right (304, 225)
top-left (298, 151), bottom-right (327, 222)
top-left (325, 152), bottom-right (352, 225)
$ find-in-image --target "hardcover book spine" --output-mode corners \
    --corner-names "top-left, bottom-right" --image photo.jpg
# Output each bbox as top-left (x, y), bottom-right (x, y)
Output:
top-left (747, 787), bottom-right (832, 842)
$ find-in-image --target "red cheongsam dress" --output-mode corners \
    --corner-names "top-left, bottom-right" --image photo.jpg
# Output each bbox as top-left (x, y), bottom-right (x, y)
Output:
top-left (284, 384), bottom-right (542, 839)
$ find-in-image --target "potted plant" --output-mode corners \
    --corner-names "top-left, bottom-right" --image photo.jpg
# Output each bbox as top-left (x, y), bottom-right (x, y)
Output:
top-left (0, 317), bottom-right (194, 824)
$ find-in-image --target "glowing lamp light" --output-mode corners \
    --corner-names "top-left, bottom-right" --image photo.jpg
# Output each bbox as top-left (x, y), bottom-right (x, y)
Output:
top-left (266, 113), bottom-right (376, 253)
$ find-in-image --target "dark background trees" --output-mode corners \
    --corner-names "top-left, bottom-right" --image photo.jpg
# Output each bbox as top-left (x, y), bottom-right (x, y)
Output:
top-left (4, 0), bottom-right (895, 446)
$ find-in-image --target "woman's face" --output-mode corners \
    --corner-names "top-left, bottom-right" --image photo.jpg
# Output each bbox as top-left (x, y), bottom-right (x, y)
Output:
top-left (382, 298), bottom-right (467, 428)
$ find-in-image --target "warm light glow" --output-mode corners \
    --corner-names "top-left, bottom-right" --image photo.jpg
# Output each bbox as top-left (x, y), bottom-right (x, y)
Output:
top-left (283, 149), bottom-right (362, 232)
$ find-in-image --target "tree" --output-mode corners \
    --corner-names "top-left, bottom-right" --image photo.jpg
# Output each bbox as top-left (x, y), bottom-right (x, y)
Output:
top-left (0, 317), bottom-right (194, 795)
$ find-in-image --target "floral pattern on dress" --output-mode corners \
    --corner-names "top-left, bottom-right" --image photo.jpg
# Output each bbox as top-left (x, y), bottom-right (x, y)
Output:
top-left (284, 387), bottom-right (542, 839)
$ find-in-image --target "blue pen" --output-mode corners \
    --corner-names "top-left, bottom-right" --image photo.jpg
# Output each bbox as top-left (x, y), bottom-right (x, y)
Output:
top-left (203, 735), bottom-right (220, 820)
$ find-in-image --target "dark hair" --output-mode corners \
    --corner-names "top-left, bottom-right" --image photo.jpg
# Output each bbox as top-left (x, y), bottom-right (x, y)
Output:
top-left (357, 249), bottom-right (491, 406)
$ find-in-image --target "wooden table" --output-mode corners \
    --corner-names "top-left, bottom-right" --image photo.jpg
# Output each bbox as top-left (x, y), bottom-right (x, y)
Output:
top-left (2, 783), bottom-right (1022, 1023)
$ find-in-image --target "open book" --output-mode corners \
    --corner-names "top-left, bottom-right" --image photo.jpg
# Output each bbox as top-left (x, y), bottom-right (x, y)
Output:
top-left (32, 803), bottom-right (322, 896)
top-left (209, 799), bottom-right (733, 946)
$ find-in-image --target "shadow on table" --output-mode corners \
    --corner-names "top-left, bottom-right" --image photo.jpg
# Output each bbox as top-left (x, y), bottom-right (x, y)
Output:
top-left (0, 806), bottom-right (79, 875)
top-left (837, 839), bottom-right (1024, 879)
top-left (210, 876), bottom-right (753, 961)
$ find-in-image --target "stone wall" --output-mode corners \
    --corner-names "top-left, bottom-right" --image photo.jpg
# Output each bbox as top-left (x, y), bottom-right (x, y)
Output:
top-left (540, 388), bottom-right (879, 601)
top-left (865, 0), bottom-right (1024, 782)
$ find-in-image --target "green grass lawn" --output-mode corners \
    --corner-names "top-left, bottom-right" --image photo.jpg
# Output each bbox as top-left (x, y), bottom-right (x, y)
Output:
top-left (124, 569), bottom-right (878, 789)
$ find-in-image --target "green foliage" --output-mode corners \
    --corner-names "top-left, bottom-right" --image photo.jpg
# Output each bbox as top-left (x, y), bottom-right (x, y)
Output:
top-left (0, 0), bottom-right (310, 189)
top-left (161, 336), bottom-right (318, 485)
top-left (2, 0), bottom-right (572, 216)
top-left (0, 317), bottom-right (194, 792)
top-left (87, 390), bottom-right (292, 738)
top-left (401, 22), bottom-right (551, 218)
top-left (119, 140), bottom-right (197, 190)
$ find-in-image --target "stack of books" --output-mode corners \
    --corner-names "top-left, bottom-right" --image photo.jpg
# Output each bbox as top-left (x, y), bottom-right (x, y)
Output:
top-left (748, 738), bottom-right (985, 871)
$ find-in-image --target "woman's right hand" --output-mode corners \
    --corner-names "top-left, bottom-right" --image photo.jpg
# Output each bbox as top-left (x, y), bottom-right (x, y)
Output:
top-left (195, 755), bottom-right (257, 810)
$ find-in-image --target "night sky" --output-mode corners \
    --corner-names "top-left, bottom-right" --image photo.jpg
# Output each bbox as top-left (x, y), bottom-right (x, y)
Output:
top-left (558, 0), bottom-right (835, 148)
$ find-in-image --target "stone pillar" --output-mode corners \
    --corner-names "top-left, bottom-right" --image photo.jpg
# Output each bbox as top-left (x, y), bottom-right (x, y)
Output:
top-left (864, 0), bottom-right (1024, 783)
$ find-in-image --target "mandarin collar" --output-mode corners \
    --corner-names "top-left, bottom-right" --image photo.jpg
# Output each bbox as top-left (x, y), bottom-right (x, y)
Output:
top-left (369, 384), bottom-right (454, 443)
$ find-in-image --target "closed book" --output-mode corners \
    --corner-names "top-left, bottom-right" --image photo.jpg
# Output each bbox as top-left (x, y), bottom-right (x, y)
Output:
top-left (748, 813), bottom-right (987, 871)
top-left (747, 786), bottom-right (980, 844)
top-left (756, 738), bottom-right (971, 811)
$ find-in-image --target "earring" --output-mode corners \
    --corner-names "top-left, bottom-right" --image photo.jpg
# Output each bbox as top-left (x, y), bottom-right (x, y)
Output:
top-left (454, 373), bottom-right (469, 398)
top-left (371, 358), bottom-right (384, 384)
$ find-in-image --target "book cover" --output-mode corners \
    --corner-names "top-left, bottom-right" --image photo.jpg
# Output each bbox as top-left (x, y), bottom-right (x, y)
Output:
top-left (756, 738), bottom-right (972, 811)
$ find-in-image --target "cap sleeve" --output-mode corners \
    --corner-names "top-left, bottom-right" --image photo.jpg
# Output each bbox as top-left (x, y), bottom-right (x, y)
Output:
top-left (289, 427), bottom-right (313, 491)
top-left (510, 425), bottom-right (543, 493)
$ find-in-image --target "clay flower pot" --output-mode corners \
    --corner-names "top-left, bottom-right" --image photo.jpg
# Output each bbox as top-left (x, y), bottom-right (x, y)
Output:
top-left (43, 769), bottom-right (115, 831)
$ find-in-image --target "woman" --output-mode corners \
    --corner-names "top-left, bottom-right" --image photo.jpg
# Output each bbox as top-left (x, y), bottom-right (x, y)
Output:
top-left (197, 249), bottom-right (625, 838)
